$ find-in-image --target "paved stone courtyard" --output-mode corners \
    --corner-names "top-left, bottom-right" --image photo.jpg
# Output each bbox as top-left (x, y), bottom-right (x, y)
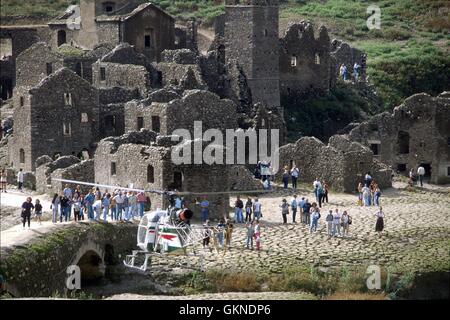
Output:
top-left (193, 182), bottom-right (450, 275)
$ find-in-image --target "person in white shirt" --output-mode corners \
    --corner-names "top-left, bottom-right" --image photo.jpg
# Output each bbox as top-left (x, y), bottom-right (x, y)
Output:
top-left (417, 166), bottom-right (425, 187)
top-left (253, 199), bottom-right (262, 221)
top-left (290, 166), bottom-right (299, 189)
top-left (17, 169), bottom-right (24, 192)
top-left (332, 208), bottom-right (341, 237)
top-left (93, 197), bottom-right (102, 220)
top-left (114, 192), bottom-right (125, 221)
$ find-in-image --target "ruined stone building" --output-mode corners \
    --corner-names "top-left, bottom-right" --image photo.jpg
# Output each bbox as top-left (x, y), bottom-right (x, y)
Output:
top-left (279, 22), bottom-right (332, 100)
top-left (0, 26), bottom-right (49, 99)
top-left (94, 130), bottom-right (232, 219)
top-left (125, 90), bottom-right (236, 136)
top-left (48, 0), bottom-right (175, 62)
top-left (277, 135), bottom-right (392, 193)
top-left (348, 93), bottom-right (450, 184)
top-left (9, 68), bottom-right (99, 171)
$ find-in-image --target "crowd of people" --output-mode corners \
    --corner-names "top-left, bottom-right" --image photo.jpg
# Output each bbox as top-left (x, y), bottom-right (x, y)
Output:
top-left (357, 172), bottom-right (382, 207)
top-left (20, 184), bottom-right (150, 228)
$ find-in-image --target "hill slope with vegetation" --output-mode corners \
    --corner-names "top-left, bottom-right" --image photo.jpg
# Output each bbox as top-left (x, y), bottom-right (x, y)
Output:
top-left (1, 0), bottom-right (449, 140)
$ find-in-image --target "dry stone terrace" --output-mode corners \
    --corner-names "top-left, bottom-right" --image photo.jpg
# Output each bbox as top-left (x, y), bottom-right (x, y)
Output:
top-left (162, 182), bottom-right (449, 275)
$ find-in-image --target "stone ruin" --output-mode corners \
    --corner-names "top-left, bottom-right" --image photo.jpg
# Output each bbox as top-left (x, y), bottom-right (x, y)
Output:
top-left (6, 0), bottom-right (449, 209)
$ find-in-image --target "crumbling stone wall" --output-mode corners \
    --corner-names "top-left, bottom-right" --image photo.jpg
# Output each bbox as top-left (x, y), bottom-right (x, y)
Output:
top-left (92, 62), bottom-right (150, 97)
top-left (35, 155), bottom-right (81, 194)
top-left (279, 22), bottom-right (331, 99)
top-left (125, 90), bottom-right (237, 136)
top-left (277, 135), bottom-right (392, 193)
top-left (51, 159), bottom-right (95, 194)
top-left (348, 93), bottom-right (450, 184)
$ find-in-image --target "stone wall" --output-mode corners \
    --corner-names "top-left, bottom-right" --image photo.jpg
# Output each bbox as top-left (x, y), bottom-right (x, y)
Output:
top-left (331, 39), bottom-right (366, 81)
top-left (279, 22), bottom-right (331, 99)
top-left (277, 135), bottom-right (392, 193)
top-left (35, 155), bottom-right (81, 194)
top-left (348, 93), bottom-right (450, 184)
top-left (50, 159), bottom-right (95, 194)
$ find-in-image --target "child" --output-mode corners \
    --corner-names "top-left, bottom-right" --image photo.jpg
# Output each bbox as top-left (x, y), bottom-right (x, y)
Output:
top-left (79, 194), bottom-right (86, 221)
top-left (245, 197), bottom-right (253, 222)
top-left (50, 193), bottom-right (60, 223)
top-left (93, 196), bottom-right (102, 221)
top-left (202, 221), bottom-right (211, 249)
top-left (225, 219), bottom-right (234, 248)
top-left (34, 199), bottom-right (43, 225)
top-left (254, 221), bottom-right (261, 251)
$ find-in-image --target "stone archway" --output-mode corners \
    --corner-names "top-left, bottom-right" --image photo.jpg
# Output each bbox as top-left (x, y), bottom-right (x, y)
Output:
top-left (70, 242), bottom-right (106, 286)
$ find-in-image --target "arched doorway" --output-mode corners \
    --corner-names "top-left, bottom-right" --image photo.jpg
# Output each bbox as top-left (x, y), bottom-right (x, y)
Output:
top-left (0, 77), bottom-right (13, 100)
top-left (77, 250), bottom-right (105, 286)
top-left (57, 30), bottom-right (67, 47)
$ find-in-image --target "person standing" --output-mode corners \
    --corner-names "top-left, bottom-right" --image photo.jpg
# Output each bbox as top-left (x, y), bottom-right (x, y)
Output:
top-left (234, 196), bottom-right (244, 224)
top-left (357, 182), bottom-right (363, 206)
top-left (245, 221), bottom-right (254, 250)
top-left (128, 192), bottom-right (137, 220)
top-left (102, 193), bottom-right (111, 222)
top-left (114, 191), bottom-right (124, 221)
top-left (59, 193), bottom-right (70, 222)
top-left (326, 210), bottom-right (334, 236)
top-left (200, 197), bottom-right (210, 223)
top-left (282, 169), bottom-right (290, 189)
top-left (50, 193), bottom-right (60, 223)
top-left (216, 219), bottom-right (226, 248)
top-left (332, 208), bottom-right (341, 237)
top-left (34, 199), bottom-right (43, 225)
top-left (298, 197), bottom-right (305, 223)
top-left (417, 165), bottom-right (425, 187)
top-left (137, 192), bottom-right (147, 218)
top-left (374, 186), bottom-right (381, 206)
top-left (17, 168), bottom-right (24, 192)
top-left (303, 199), bottom-right (311, 225)
top-left (280, 199), bottom-right (289, 224)
top-left (362, 184), bottom-right (371, 207)
top-left (374, 207), bottom-right (385, 236)
top-left (0, 169), bottom-right (7, 193)
top-left (291, 195), bottom-right (298, 223)
top-left (73, 194), bottom-right (82, 222)
top-left (85, 190), bottom-right (95, 220)
top-left (340, 64), bottom-right (347, 81)
top-left (63, 184), bottom-right (73, 221)
top-left (317, 184), bottom-right (324, 208)
top-left (225, 219), bottom-right (234, 248)
top-left (341, 210), bottom-right (350, 237)
top-left (110, 195), bottom-right (117, 221)
top-left (202, 221), bottom-right (211, 249)
top-left (21, 197), bottom-right (34, 229)
top-left (364, 172), bottom-right (372, 187)
top-left (254, 220), bottom-right (261, 251)
top-left (322, 181), bottom-right (329, 204)
top-left (290, 166), bottom-right (299, 189)
top-left (353, 62), bottom-right (360, 82)
top-left (310, 208), bottom-right (320, 233)
top-left (245, 197), bottom-right (253, 222)
top-left (93, 196), bottom-right (102, 221)
top-left (253, 198), bottom-right (262, 221)
top-left (122, 192), bottom-right (130, 221)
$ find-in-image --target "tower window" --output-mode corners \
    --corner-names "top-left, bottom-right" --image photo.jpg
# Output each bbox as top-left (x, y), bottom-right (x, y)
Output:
top-left (147, 165), bottom-right (154, 183)
top-left (137, 117), bottom-right (144, 130)
top-left (46, 63), bottom-right (53, 75)
top-left (263, 29), bottom-right (268, 37)
top-left (103, 2), bottom-right (116, 13)
top-left (370, 143), bottom-right (380, 156)
top-left (291, 55), bottom-right (297, 67)
top-left (100, 67), bottom-right (106, 81)
top-left (19, 148), bottom-right (25, 164)
top-left (64, 93), bottom-right (72, 106)
top-left (63, 123), bottom-right (71, 136)
top-left (111, 162), bottom-right (117, 176)
top-left (20, 96), bottom-right (24, 107)
top-left (145, 35), bottom-right (151, 48)
top-left (81, 113), bottom-right (89, 123)
top-left (152, 116), bottom-right (160, 133)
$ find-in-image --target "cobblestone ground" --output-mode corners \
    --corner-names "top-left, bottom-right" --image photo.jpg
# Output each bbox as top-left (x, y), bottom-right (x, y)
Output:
top-left (157, 182), bottom-right (450, 275)
top-left (107, 292), bottom-right (316, 300)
